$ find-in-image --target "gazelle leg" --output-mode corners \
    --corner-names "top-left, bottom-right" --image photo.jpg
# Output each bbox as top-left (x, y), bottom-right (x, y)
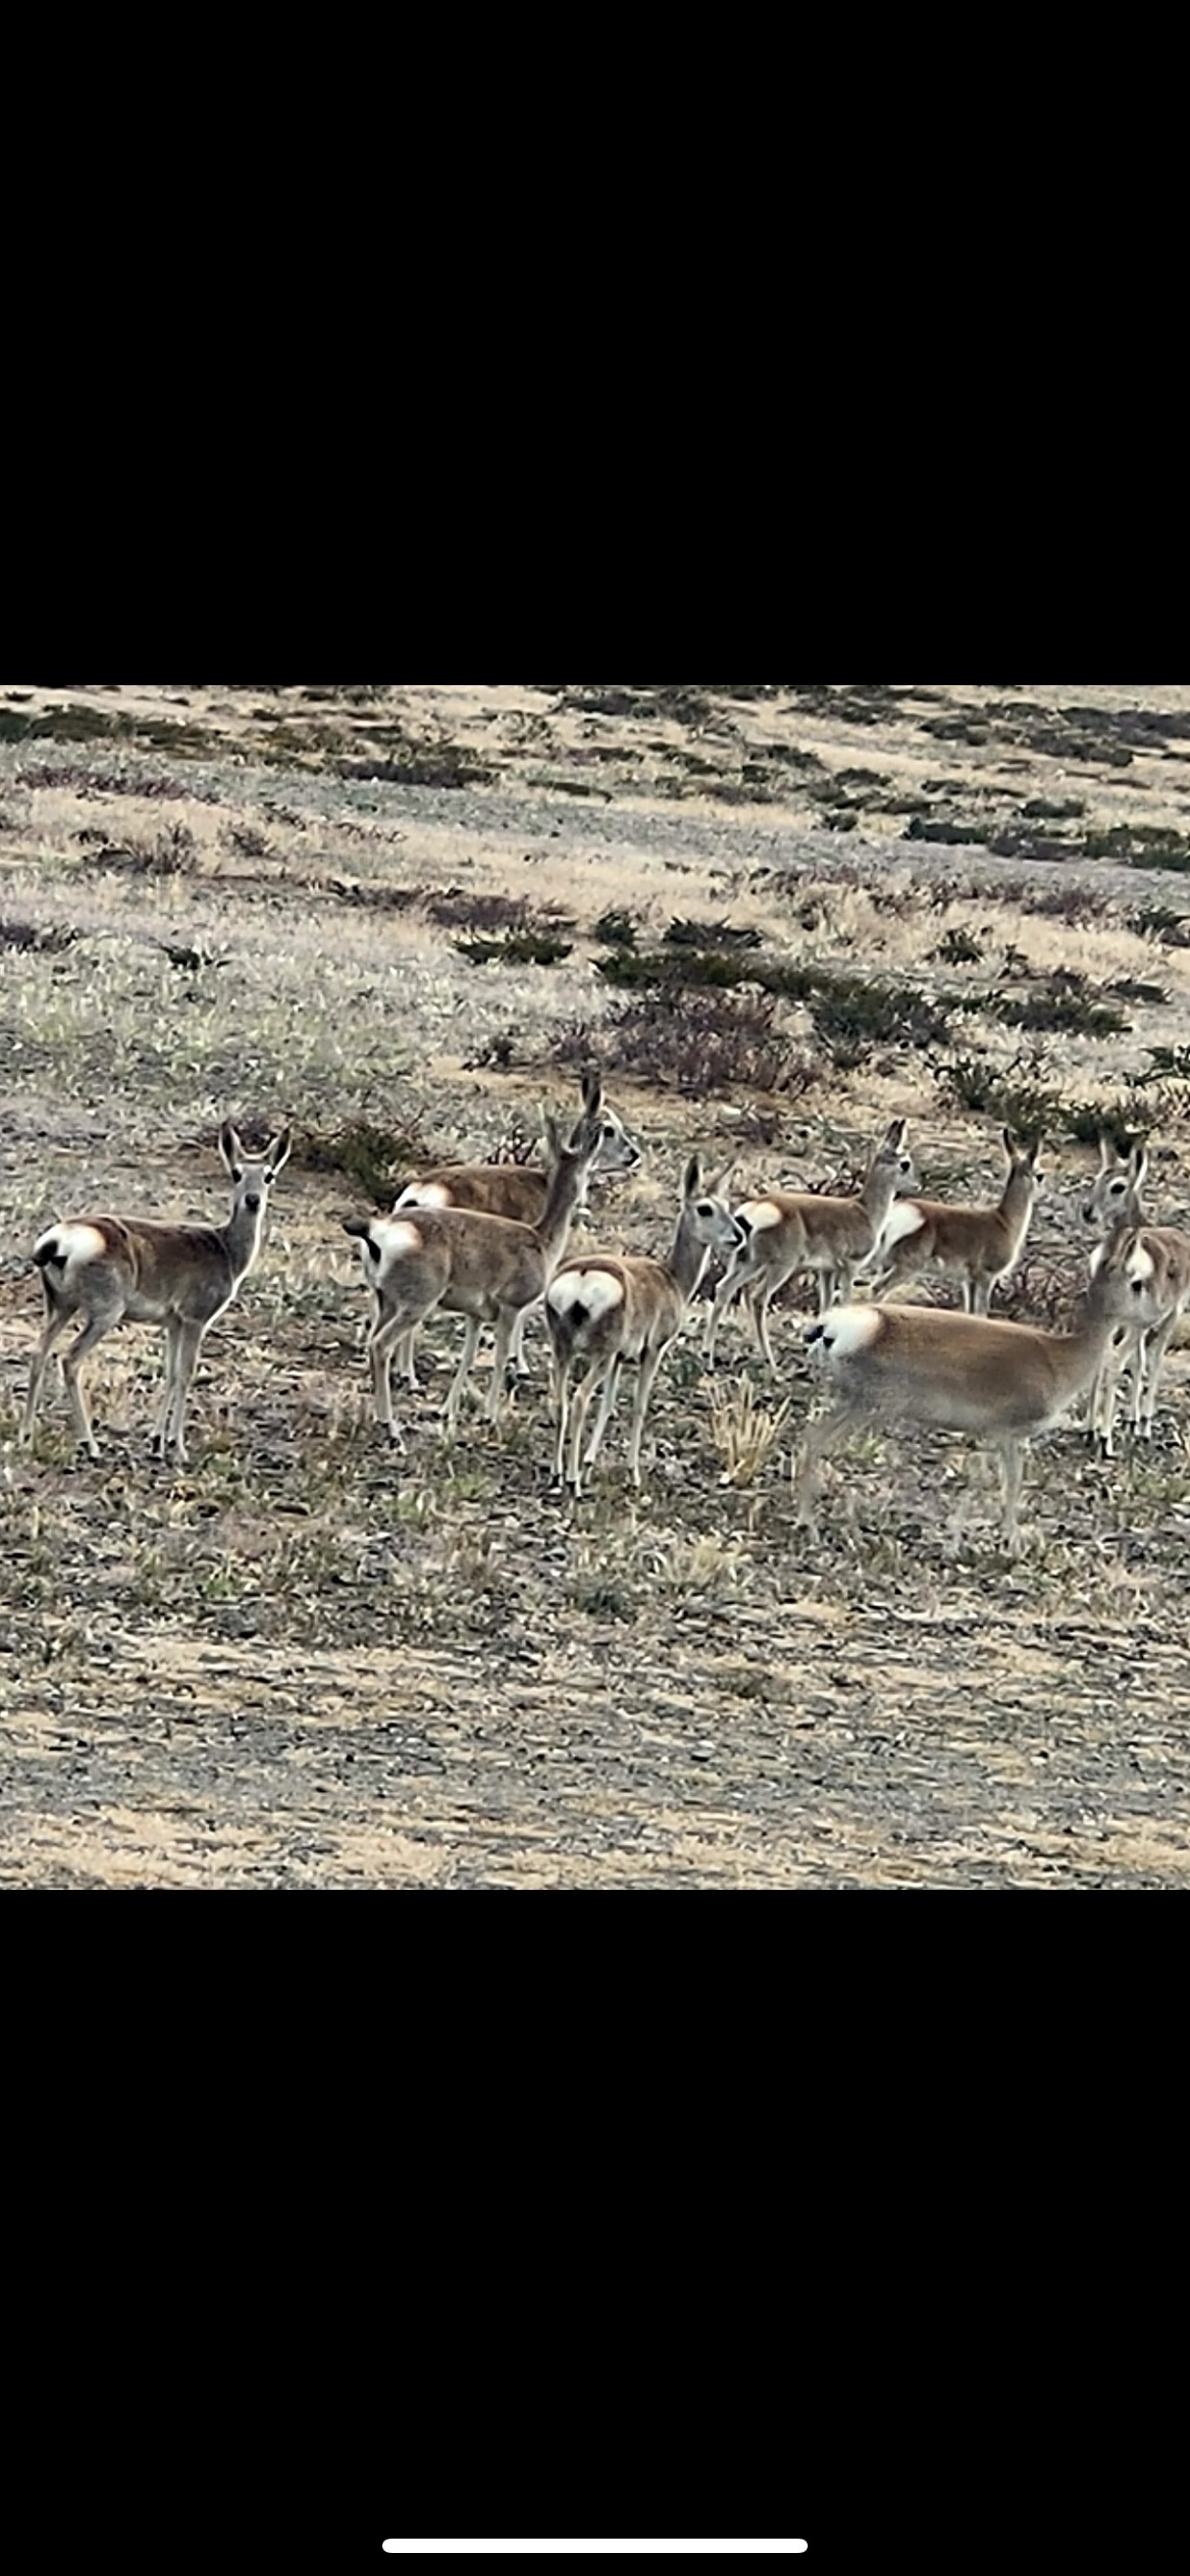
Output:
top-left (550, 1355), bottom-right (573, 1488)
top-left (583, 1355), bottom-right (622, 1474)
top-left (165, 1320), bottom-right (205, 1467)
top-left (996, 1438), bottom-right (1026, 1554)
top-left (443, 1318), bottom-right (482, 1433)
top-left (1138, 1316), bottom-right (1179, 1438)
top-left (627, 1346), bottom-right (667, 1489)
top-left (755, 1285), bottom-right (782, 1377)
top-left (20, 1304), bottom-right (73, 1448)
top-left (487, 1311), bottom-right (519, 1421)
top-left (566, 1359), bottom-right (606, 1496)
top-left (61, 1313), bottom-right (122, 1461)
top-left (368, 1312), bottom-right (411, 1451)
top-left (152, 1322), bottom-right (182, 1457)
top-left (972, 1278), bottom-right (992, 1317)
top-left (397, 1326), bottom-right (420, 1393)
top-left (508, 1307), bottom-right (532, 1381)
top-left (793, 1401), bottom-right (861, 1532)
top-left (704, 1259), bottom-right (750, 1367)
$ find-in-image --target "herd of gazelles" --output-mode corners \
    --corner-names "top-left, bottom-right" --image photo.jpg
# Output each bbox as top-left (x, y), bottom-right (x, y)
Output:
top-left (15, 1075), bottom-right (1190, 1552)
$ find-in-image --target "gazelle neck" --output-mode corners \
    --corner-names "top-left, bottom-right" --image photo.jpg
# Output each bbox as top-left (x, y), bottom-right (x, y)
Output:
top-left (669, 1208), bottom-right (712, 1304)
top-left (538, 1150), bottom-right (592, 1269)
top-left (220, 1194), bottom-right (269, 1286)
top-left (860, 1157), bottom-right (900, 1236)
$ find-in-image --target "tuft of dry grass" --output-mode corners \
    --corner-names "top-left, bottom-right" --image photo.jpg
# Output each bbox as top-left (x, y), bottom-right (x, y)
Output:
top-left (710, 1377), bottom-right (793, 1486)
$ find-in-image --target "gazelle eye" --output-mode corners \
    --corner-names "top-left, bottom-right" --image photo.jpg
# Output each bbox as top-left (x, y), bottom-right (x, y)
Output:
top-left (698, 1203), bottom-right (716, 1218)
top-left (1110, 1181), bottom-right (1125, 1194)
top-left (1131, 1280), bottom-right (1144, 1295)
top-left (232, 1165), bottom-right (244, 1184)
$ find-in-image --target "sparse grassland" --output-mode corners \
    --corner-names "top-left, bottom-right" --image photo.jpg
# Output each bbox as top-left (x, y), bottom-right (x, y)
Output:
top-left (4, 682), bottom-right (1190, 1886)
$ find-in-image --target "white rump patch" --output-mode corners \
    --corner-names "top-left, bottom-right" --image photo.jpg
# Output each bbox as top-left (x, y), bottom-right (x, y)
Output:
top-left (547, 1268), bottom-right (626, 1324)
top-left (1087, 1242), bottom-right (1107, 1280)
top-left (740, 1199), bottom-right (783, 1234)
top-left (1127, 1245), bottom-right (1156, 1286)
top-left (821, 1304), bottom-right (884, 1361)
top-left (397, 1182), bottom-right (451, 1210)
top-left (368, 1219), bottom-right (424, 1272)
top-left (38, 1221), bottom-right (107, 1270)
top-left (880, 1201), bottom-right (927, 1251)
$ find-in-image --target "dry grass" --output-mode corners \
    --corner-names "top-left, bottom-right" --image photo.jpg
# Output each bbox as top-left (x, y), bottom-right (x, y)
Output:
top-left (4, 682), bottom-right (1190, 1885)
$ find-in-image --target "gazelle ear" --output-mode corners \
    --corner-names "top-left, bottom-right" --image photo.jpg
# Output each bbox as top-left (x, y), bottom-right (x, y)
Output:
top-left (582, 1069), bottom-right (604, 1117)
top-left (1131, 1143), bottom-right (1149, 1187)
top-left (1026, 1136), bottom-right (1042, 1168)
top-left (706, 1163), bottom-right (735, 1201)
top-left (883, 1118), bottom-right (907, 1150)
top-left (1002, 1126), bottom-right (1017, 1159)
top-left (541, 1109), bottom-right (564, 1162)
top-left (1098, 1131), bottom-right (1114, 1169)
top-left (218, 1122), bottom-right (243, 1174)
top-left (267, 1126), bottom-right (292, 1175)
top-left (683, 1156), bottom-right (702, 1200)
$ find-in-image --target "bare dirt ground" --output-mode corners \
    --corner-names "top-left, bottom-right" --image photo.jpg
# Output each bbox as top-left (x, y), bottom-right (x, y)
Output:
top-left (4, 681), bottom-right (1190, 1886)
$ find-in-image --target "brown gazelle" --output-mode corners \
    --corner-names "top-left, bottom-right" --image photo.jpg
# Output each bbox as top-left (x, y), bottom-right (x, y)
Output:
top-left (866, 1128), bottom-right (1042, 1314)
top-left (344, 1083), bottom-right (607, 1451)
top-left (1087, 1204), bottom-right (1190, 1457)
top-left (389, 1073), bottom-right (640, 1388)
top-left (20, 1122), bottom-right (292, 1465)
top-left (546, 1157), bottom-right (744, 1497)
top-left (703, 1120), bottom-right (918, 1373)
top-left (1082, 1134), bottom-right (1151, 1454)
top-left (794, 1236), bottom-right (1136, 1554)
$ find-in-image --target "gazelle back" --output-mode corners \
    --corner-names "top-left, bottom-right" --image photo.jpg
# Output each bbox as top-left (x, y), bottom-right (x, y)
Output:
top-left (704, 1120), bottom-right (917, 1371)
top-left (21, 1122), bottom-right (292, 1465)
top-left (345, 1083), bottom-right (608, 1451)
top-left (796, 1245), bottom-right (1124, 1552)
top-left (547, 1157), bottom-right (744, 1496)
top-left (868, 1129), bottom-right (1042, 1314)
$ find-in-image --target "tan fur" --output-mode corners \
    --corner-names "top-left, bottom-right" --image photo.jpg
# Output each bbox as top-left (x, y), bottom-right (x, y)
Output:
top-left (867, 1129), bottom-right (1041, 1314)
top-left (391, 1077), bottom-right (640, 1386)
top-left (796, 1245), bottom-right (1127, 1552)
top-left (547, 1160), bottom-right (744, 1495)
top-left (1089, 1215), bottom-right (1190, 1453)
top-left (704, 1120), bottom-right (918, 1374)
top-left (347, 1081), bottom-right (609, 1450)
top-left (21, 1123), bottom-right (292, 1465)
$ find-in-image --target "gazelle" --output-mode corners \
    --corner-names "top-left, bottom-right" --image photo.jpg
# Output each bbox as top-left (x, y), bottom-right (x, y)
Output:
top-left (1087, 1209), bottom-right (1190, 1457)
top-left (20, 1122), bottom-right (292, 1465)
top-left (703, 1120), bottom-right (918, 1373)
top-left (866, 1129), bottom-right (1042, 1314)
top-left (389, 1072), bottom-right (641, 1389)
top-left (344, 1083), bottom-right (607, 1451)
top-left (1082, 1134), bottom-right (1150, 1454)
top-left (794, 1234), bottom-right (1136, 1553)
top-left (546, 1157), bottom-right (744, 1497)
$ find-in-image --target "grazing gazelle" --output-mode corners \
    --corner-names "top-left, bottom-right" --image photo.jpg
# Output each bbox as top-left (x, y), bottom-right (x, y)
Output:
top-left (344, 1083), bottom-right (607, 1451)
top-left (546, 1157), bottom-right (744, 1497)
top-left (20, 1122), bottom-right (292, 1465)
top-left (703, 1120), bottom-right (918, 1373)
top-left (1087, 1210), bottom-right (1190, 1456)
top-left (389, 1072), bottom-right (640, 1388)
top-left (794, 1236), bottom-right (1134, 1553)
top-left (866, 1128), bottom-right (1042, 1314)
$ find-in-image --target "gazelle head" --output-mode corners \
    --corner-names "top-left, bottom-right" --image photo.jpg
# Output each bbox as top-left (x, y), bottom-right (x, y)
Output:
top-left (870, 1117), bottom-right (919, 1197)
top-left (1083, 1134), bottom-right (1147, 1232)
top-left (218, 1122), bottom-right (293, 1218)
top-left (571, 1070), bottom-right (642, 1179)
top-left (683, 1157), bottom-right (747, 1256)
top-left (1003, 1127), bottom-right (1044, 1201)
top-left (1090, 1224), bottom-right (1164, 1331)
